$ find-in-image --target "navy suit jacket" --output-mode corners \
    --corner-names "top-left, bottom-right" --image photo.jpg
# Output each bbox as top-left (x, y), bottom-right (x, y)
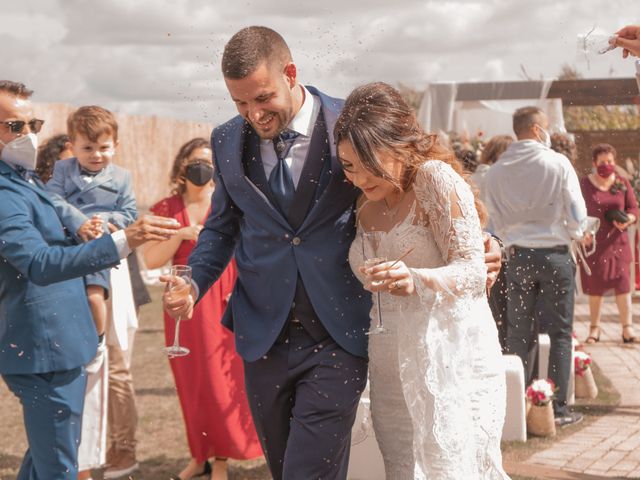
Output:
top-left (0, 160), bottom-right (122, 375)
top-left (45, 158), bottom-right (137, 232)
top-left (189, 86), bottom-right (371, 362)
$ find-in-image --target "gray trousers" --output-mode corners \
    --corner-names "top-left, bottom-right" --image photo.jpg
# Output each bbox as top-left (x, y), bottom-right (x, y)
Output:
top-left (505, 246), bottom-right (576, 416)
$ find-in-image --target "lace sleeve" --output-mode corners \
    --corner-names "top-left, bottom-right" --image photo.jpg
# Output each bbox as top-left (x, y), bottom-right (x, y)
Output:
top-left (410, 160), bottom-right (486, 297)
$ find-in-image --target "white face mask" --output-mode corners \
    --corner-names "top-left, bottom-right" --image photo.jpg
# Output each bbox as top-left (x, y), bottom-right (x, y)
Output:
top-left (0, 133), bottom-right (38, 171)
top-left (536, 125), bottom-right (551, 148)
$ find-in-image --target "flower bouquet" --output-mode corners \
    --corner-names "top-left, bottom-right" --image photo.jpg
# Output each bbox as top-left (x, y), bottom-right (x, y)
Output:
top-left (574, 351), bottom-right (598, 399)
top-left (526, 379), bottom-right (556, 437)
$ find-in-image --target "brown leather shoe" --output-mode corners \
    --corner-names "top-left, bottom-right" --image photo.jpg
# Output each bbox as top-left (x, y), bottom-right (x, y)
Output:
top-left (103, 449), bottom-right (139, 479)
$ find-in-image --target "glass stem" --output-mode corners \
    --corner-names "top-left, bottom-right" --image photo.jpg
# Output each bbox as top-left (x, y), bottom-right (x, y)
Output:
top-left (376, 292), bottom-right (383, 329)
top-left (173, 316), bottom-right (182, 347)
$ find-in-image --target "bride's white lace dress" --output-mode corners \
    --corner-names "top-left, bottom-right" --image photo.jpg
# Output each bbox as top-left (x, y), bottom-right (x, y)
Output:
top-left (349, 160), bottom-right (509, 479)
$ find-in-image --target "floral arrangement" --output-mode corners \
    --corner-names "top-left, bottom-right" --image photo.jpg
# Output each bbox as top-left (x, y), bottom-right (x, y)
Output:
top-left (574, 351), bottom-right (593, 377)
top-left (610, 176), bottom-right (628, 195)
top-left (526, 379), bottom-right (555, 406)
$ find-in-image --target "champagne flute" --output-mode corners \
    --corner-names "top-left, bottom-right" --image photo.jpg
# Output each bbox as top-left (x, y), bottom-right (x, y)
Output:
top-left (362, 231), bottom-right (388, 335)
top-left (164, 265), bottom-right (192, 357)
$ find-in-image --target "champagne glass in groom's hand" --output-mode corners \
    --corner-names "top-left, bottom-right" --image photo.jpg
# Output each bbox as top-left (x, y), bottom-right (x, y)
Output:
top-left (162, 265), bottom-right (193, 358)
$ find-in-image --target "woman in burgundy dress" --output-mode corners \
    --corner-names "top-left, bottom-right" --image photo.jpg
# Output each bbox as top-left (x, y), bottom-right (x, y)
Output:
top-left (144, 138), bottom-right (262, 480)
top-left (580, 143), bottom-right (639, 344)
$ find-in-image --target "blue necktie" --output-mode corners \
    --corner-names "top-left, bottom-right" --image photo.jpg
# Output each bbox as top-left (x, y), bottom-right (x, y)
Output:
top-left (269, 130), bottom-right (299, 215)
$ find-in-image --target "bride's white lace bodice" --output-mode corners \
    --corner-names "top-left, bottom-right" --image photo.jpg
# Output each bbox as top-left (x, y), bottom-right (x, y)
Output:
top-left (348, 160), bottom-right (508, 479)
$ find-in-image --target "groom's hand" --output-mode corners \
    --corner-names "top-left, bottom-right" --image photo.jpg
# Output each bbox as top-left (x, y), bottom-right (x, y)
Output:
top-left (161, 275), bottom-right (195, 320)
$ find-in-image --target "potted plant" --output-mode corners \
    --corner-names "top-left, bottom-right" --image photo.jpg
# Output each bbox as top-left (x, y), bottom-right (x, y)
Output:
top-left (575, 351), bottom-right (598, 399)
top-left (526, 379), bottom-right (556, 437)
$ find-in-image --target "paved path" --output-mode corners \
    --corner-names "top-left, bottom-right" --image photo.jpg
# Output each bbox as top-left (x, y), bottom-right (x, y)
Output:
top-left (524, 297), bottom-right (640, 478)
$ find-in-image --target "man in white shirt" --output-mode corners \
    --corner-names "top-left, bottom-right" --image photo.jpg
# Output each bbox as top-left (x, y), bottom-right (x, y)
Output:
top-left (485, 106), bottom-right (587, 428)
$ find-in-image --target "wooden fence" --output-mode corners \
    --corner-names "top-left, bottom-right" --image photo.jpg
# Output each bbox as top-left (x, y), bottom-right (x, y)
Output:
top-left (571, 129), bottom-right (640, 176)
top-left (33, 103), bottom-right (214, 209)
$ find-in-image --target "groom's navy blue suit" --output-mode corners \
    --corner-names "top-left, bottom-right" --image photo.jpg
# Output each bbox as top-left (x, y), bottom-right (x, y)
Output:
top-left (189, 86), bottom-right (371, 479)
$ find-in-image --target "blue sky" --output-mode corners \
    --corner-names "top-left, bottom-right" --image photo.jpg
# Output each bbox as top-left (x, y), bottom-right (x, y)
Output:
top-left (1, 0), bottom-right (636, 124)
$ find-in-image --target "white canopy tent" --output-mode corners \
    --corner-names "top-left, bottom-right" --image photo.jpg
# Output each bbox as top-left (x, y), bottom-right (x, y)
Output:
top-left (416, 80), bottom-right (566, 138)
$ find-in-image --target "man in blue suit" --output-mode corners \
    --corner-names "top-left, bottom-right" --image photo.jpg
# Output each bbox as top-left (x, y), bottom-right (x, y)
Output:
top-left (0, 80), bottom-right (178, 480)
top-left (165, 27), bottom-right (369, 479)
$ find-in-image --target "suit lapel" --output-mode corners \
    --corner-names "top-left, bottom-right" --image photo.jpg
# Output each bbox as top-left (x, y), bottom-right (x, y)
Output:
top-left (243, 128), bottom-right (275, 204)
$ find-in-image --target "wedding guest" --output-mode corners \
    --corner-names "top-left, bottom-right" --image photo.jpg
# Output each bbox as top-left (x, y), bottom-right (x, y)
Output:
top-left (485, 106), bottom-right (587, 427)
top-left (103, 251), bottom-right (150, 480)
top-left (470, 134), bottom-right (513, 350)
top-left (470, 134), bottom-right (513, 202)
top-left (612, 25), bottom-right (640, 58)
top-left (0, 79), bottom-right (178, 480)
top-left (580, 143), bottom-right (638, 344)
top-left (36, 133), bottom-right (72, 182)
top-left (550, 132), bottom-right (578, 167)
top-left (144, 138), bottom-right (262, 480)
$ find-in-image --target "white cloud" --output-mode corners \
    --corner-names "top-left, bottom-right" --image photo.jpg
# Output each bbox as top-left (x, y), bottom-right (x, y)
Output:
top-left (1, 0), bottom-right (639, 126)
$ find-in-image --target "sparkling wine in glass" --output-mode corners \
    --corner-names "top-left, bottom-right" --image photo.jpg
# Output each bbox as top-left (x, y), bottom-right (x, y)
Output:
top-left (164, 265), bottom-right (192, 357)
top-left (362, 231), bottom-right (388, 335)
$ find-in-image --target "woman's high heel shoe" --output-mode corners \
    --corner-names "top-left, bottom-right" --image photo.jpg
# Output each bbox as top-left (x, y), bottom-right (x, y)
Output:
top-left (585, 326), bottom-right (600, 344)
top-left (170, 460), bottom-right (212, 480)
top-left (622, 325), bottom-right (636, 344)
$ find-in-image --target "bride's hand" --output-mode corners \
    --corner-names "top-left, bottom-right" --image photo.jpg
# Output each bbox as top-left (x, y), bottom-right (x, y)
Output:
top-left (360, 260), bottom-right (415, 296)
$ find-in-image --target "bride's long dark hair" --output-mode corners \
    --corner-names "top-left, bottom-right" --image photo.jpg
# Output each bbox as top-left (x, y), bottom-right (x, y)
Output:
top-left (334, 82), bottom-right (486, 225)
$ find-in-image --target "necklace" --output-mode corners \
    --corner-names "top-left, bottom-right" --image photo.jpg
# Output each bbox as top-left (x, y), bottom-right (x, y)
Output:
top-left (383, 190), bottom-right (405, 220)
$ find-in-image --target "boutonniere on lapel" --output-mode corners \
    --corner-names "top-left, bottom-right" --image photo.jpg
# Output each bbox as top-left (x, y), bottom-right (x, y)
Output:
top-left (610, 177), bottom-right (627, 195)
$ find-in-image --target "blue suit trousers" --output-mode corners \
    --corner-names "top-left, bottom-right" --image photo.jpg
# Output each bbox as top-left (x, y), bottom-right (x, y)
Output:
top-left (3, 367), bottom-right (87, 480)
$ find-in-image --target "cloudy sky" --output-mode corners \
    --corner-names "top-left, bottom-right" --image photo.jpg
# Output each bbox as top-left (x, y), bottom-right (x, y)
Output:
top-left (1, 0), bottom-right (636, 125)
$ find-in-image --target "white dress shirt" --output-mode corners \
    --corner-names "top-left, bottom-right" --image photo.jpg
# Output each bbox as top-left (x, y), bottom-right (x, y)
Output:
top-left (484, 140), bottom-right (587, 248)
top-left (260, 85), bottom-right (320, 188)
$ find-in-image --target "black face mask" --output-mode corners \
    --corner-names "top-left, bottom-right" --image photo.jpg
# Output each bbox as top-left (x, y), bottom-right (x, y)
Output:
top-left (184, 163), bottom-right (213, 186)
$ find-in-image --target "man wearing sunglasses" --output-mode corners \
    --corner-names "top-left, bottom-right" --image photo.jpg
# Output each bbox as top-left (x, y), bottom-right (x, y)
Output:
top-left (0, 80), bottom-right (180, 480)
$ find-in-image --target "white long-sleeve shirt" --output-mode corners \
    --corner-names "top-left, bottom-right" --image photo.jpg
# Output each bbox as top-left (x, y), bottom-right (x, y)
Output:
top-left (484, 140), bottom-right (587, 248)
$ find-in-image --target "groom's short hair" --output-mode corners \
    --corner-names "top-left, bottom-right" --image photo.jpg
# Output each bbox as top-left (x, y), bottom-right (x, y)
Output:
top-left (222, 26), bottom-right (292, 79)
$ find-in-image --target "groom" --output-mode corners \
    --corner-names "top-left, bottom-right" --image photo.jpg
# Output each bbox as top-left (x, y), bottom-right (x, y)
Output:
top-left (164, 26), bottom-right (502, 479)
top-left (165, 26), bottom-right (370, 479)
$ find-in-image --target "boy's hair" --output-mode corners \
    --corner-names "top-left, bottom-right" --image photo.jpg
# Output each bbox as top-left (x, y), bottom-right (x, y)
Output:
top-left (67, 105), bottom-right (118, 143)
top-left (222, 26), bottom-right (292, 79)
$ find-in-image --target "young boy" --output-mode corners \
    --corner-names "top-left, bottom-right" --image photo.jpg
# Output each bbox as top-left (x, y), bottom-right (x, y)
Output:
top-left (45, 107), bottom-right (137, 478)
top-left (46, 106), bottom-right (137, 339)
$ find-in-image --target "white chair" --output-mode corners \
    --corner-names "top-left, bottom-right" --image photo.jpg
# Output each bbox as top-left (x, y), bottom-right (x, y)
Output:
top-left (501, 354), bottom-right (527, 442)
top-left (347, 383), bottom-right (385, 480)
top-left (538, 333), bottom-right (574, 405)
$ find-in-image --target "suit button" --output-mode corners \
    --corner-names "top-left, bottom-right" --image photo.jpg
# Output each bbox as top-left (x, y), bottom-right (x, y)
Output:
top-left (292, 237), bottom-right (301, 246)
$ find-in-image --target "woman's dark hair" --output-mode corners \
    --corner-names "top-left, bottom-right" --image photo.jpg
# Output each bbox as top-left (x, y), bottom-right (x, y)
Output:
top-left (592, 143), bottom-right (617, 163)
top-left (550, 133), bottom-right (577, 165)
top-left (36, 134), bottom-right (70, 183)
top-left (333, 81), bottom-right (486, 225)
top-left (170, 138), bottom-right (212, 195)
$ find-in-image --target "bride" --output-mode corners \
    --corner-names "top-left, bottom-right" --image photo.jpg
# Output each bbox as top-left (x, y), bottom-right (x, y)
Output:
top-left (335, 82), bottom-right (509, 479)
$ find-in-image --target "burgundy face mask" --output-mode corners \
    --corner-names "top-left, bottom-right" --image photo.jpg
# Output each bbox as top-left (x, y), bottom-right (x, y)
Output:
top-left (596, 163), bottom-right (615, 178)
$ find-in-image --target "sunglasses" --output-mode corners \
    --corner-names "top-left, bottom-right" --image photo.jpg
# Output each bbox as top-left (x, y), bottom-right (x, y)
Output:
top-left (1, 119), bottom-right (45, 134)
